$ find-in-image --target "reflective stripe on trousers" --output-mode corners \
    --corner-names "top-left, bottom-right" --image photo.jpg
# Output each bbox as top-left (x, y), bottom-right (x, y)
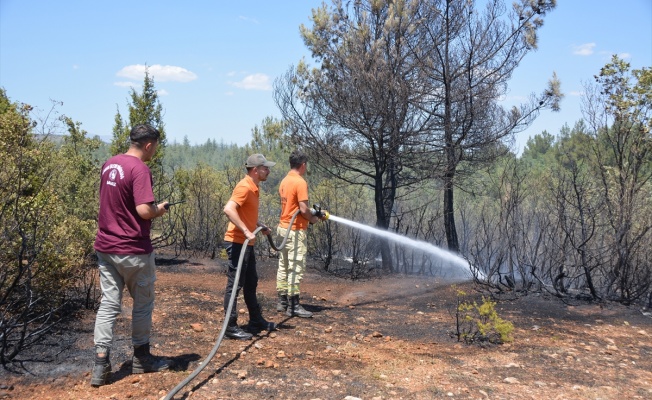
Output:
top-left (276, 226), bottom-right (307, 296)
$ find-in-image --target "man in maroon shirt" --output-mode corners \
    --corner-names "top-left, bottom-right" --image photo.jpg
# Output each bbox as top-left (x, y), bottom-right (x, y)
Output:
top-left (91, 124), bottom-right (173, 387)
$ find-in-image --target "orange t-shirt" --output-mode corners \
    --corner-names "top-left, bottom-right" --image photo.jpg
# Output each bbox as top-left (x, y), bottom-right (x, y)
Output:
top-left (278, 170), bottom-right (310, 230)
top-left (223, 175), bottom-right (259, 245)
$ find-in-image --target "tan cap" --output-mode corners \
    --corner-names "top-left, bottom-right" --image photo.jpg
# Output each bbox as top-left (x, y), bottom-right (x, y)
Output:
top-left (245, 153), bottom-right (276, 168)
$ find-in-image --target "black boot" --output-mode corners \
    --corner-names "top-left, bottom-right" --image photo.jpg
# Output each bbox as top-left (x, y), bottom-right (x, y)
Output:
top-left (90, 348), bottom-right (111, 387)
top-left (276, 292), bottom-right (288, 313)
top-left (223, 286), bottom-right (252, 339)
top-left (286, 294), bottom-right (313, 318)
top-left (225, 324), bottom-right (253, 340)
top-left (132, 343), bottom-right (174, 374)
top-left (248, 307), bottom-right (277, 333)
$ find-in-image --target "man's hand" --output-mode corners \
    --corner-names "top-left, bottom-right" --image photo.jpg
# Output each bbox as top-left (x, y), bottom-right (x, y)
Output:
top-left (243, 229), bottom-right (256, 241)
top-left (136, 202), bottom-right (168, 220)
top-left (258, 224), bottom-right (272, 236)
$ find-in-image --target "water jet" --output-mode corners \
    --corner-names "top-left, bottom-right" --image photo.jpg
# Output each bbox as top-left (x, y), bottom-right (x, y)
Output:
top-left (327, 214), bottom-right (482, 280)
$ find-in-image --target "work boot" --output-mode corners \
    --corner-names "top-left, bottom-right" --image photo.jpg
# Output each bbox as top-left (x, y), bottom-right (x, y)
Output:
top-left (132, 343), bottom-right (174, 374)
top-left (276, 292), bottom-right (288, 313)
top-left (225, 324), bottom-right (253, 340)
top-left (90, 348), bottom-right (111, 387)
top-left (248, 314), bottom-right (277, 333)
top-left (286, 294), bottom-right (313, 318)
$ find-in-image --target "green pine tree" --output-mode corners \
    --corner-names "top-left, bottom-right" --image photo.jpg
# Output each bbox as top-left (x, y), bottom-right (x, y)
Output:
top-left (110, 67), bottom-right (169, 201)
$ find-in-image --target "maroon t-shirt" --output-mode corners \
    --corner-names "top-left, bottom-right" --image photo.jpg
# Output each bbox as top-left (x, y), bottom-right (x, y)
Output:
top-left (94, 154), bottom-right (155, 254)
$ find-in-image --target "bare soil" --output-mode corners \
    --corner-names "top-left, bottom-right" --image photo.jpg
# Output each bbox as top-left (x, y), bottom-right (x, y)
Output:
top-left (1, 253), bottom-right (651, 400)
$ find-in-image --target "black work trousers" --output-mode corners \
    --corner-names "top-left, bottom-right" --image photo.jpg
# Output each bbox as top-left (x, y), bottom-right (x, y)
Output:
top-left (223, 242), bottom-right (261, 326)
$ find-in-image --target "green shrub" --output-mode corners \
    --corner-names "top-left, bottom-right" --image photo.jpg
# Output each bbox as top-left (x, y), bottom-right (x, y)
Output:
top-left (0, 96), bottom-right (98, 365)
top-left (454, 289), bottom-right (514, 344)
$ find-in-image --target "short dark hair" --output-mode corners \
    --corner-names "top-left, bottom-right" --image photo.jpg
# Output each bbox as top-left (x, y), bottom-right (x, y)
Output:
top-left (289, 149), bottom-right (308, 169)
top-left (130, 124), bottom-right (160, 144)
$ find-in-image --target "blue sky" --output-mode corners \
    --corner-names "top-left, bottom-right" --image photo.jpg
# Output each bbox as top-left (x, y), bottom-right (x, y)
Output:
top-left (1, 1), bottom-right (650, 154)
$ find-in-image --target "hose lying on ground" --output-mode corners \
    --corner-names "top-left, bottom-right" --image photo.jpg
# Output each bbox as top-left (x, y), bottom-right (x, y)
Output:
top-left (163, 210), bottom-right (301, 400)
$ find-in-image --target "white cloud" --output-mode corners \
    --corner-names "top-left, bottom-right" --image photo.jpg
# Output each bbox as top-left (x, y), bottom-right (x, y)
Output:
top-left (116, 64), bottom-right (198, 82)
top-left (239, 15), bottom-right (259, 24)
top-left (231, 73), bottom-right (272, 91)
top-left (618, 52), bottom-right (631, 60)
top-left (157, 89), bottom-right (169, 96)
top-left (573, 43), bottom-right (596, 56)
top-left (114, 81), bottom-right (136, 87)
top-left (569, 90), bottom-right (583, 97)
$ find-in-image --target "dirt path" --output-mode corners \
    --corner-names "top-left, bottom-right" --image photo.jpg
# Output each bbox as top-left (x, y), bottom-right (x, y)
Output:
top-left (1, 256), bottom-right (651, 399)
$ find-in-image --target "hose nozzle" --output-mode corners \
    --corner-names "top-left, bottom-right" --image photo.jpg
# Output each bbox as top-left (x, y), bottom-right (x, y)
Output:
top-left (310, 204), bottom-right (329, 220)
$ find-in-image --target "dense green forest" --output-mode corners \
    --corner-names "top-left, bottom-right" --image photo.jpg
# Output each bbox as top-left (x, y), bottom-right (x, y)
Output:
top-left (1, 0), bottom-right (650, 365)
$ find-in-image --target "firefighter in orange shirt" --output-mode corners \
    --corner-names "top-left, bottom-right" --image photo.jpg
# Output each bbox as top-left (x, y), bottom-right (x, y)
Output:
top-left (276, 150), bottom-right (327, 318)
top-left (222, 154), bottom-right (277, 339)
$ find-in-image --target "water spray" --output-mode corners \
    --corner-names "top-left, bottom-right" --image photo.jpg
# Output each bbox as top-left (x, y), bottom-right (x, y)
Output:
top-left (327, 214), bottom-right (483, 280)
top-left (164, 207), bottom-right (480, 398)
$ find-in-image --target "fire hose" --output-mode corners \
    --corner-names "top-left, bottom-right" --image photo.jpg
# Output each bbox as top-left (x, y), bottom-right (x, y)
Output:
top-left (164, 205), bottom-right (329, 399)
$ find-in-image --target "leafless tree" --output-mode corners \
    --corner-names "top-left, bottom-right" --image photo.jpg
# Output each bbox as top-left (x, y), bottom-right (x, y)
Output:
top-left (413, 0), bottom-right (561, 252)
top-left (581, 56), bottom-right (652, 304)
top-left (275, 0), bottom-right (439, 271)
